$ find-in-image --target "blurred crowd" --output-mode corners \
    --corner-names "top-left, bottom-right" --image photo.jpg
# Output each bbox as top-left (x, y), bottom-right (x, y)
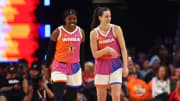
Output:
top-left (0, 37), bottom-right (180, 101)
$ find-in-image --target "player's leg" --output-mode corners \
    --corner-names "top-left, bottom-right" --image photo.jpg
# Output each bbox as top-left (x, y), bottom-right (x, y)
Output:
top-left (95, 74), bottom-right (109, 101)
top-left (110, 58), bottom-right (123, 101)
top-left (51, 71), bottom-right (67, 101)
top-left (66, 63), bottom-right (82, 101)
top-left (51, 61), bottom-right (69, 101)
top-left (111, 84), bottom-right (121, 101)
top-left (96, 86), bottom-right (107, 101)
top-left (53, 82), bottom-right (66, 101)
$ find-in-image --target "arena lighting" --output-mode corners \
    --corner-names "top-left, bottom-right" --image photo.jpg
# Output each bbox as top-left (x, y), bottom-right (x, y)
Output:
top-left (45, 24), bottom-right (51, 37)
top-left (39, 24), bottom-right (51, 38)
top-left (0, 0), bottom-right (40, 65)
top-left (44, 0), bottom-right (50, 6)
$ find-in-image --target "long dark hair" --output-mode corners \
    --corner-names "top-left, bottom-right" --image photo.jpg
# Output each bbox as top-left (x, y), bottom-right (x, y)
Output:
top-left (91, 7), bottom-right (110, 30)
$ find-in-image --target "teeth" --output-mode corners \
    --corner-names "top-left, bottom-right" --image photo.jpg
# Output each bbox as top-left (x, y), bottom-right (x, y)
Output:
top-left (71, 24), bottom-right (75, 25)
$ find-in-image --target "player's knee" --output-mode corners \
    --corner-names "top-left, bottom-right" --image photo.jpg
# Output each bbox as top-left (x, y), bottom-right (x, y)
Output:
top-left (112, 93), bottom-right (120, 101)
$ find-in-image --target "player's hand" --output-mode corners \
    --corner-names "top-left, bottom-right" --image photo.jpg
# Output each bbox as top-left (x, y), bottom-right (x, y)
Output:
top-left (105, 47), bottom-right (118, 58)
top-left (122, 67), bottom-right (129, 77)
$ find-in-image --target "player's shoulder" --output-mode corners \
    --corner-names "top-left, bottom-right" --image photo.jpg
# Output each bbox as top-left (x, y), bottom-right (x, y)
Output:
top-left (50, 27), bottom-right (60, 41)
top-left (90, 28), bottom-right (98, 36)
top-left (90, 26), bottom-right (99, 34)
top-left (112, 24), bottom-right (121, 30)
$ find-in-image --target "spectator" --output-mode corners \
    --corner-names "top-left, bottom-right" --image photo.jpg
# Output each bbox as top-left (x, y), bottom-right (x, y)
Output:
top-left (24, 74), bottom-right (54, 101)
top-left (19, 60), bottom-right (29, 79)
top-left (169, 80), bottom-right (180, 101)
top-left (126, 57), bottom-right (142, 81)
top-left (0, 63), bottom-right (8, 101)
top-left (174, 48), bottom-right (180, 68)
top-left (140, 60), bottom-right (152, 79)
top-left (158, 46), bottom-right (170, 65)
top-left (152, 65), bottom-right (170, 100)
top-left (79, 61), bottom-right (96, 101)
top-left (82, 61), bottom-right (94, 86)
top-left (126, 79), bottom-right (148, 101)
top-left (77, 92), bottom-right (87, 101)
top-left (0, 63), bottom-right (8, 90)
top-left (0, 66), bottom-right (27, 101)
top-left (171, 66), bottom-right (180, 92)
top-left (144, 59), bottom-right (160, 83)
top-left (27, 62), bottom-right (41, 85)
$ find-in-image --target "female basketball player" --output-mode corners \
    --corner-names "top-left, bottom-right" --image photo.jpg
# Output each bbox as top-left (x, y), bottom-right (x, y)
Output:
top-left (90, 7), bottom-right (128, 101)
top-left (45, 9), bottom-right (85, 101)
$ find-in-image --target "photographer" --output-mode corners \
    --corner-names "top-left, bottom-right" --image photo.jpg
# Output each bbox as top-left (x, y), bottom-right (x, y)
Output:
top-left (0, 63), bottom-right (8, 101)
top-left (24, 73), bottom-right (54, 101)
top-left (0, 66), bottom-right (26, 101)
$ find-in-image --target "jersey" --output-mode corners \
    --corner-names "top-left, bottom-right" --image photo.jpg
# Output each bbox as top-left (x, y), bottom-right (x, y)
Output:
top-left (54, 25), bottom-right (82, 63)
top-left (95, 24), bottom-right (120, 59)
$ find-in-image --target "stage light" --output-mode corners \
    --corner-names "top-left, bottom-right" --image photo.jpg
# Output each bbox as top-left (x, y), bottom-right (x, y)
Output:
top-left (44, 0), bottom-right (50, 6)
top-left (0, 0), bottom-right (40, 65)
top-left (39, 24), bottom-right (51, 38)
top-left (45, 24), bottom-right (51, 37)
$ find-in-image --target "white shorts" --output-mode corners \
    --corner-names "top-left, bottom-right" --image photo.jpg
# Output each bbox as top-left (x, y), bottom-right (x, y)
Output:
top-left (94, 58), bottom-right (123, 87)
top-left (95, 68), bottom-right (122, 86)
top-left (51, 61), bottom-right (82, 87)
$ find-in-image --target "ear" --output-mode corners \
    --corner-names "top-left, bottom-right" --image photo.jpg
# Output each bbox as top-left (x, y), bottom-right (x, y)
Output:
top-left (98, 16), bottom-right (101, 22)
top-left (64, 17), bottom-right (66, 22)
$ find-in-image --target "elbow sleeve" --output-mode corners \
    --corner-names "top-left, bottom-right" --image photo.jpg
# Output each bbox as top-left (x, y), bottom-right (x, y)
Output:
top-left (45, 40), bottom-right (56, 68)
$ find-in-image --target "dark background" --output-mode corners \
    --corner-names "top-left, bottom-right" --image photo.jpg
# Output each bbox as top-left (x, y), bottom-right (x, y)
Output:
top-left (35, 0), bottom-right (179, 65)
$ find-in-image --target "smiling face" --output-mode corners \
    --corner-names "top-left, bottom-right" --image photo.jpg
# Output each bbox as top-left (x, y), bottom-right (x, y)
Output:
top-left (65, 14), bottom-right (77, 28)
top-left (99, 10), bottom-right (111, 25)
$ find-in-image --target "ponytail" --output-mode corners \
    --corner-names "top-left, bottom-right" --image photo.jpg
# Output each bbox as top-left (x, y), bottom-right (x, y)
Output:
top-left (91, 7), bottom-right (110, 30)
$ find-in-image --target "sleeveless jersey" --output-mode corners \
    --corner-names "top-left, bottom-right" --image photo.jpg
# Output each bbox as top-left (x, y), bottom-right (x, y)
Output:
top-left (54, 25), bottom-right (82, 63)
top-left (95, 24), bottom-right (120, 59)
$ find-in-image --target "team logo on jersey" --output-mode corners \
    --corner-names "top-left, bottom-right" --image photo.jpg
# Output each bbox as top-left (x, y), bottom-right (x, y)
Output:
top-left (62, 38), bottom-right (80, 42)
top-left (99, 38), bottom-right (115, 44)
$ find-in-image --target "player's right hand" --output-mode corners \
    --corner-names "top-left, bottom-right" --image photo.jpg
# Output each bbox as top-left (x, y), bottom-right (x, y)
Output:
top-left (105, 47), bottom-right (118, 58)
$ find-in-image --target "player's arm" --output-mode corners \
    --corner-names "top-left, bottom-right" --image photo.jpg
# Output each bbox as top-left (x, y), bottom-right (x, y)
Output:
top-left (90, 30), bottom-right (110, 59)
top-left (80, 28), bottom-right (85, 43)
top-left (114, 25), bottom-right (128, 76)
top-left (44, 28), bottom-right (59, 81)
top-left (45, 28), bottom-right (59, 68)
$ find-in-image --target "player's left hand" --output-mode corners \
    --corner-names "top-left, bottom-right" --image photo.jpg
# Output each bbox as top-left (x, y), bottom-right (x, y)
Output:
top-left (122, 67), bottom-right (129, 77)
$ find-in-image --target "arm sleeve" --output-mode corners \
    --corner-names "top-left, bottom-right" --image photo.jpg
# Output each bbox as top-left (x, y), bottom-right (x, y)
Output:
top-left (45, 40), bottom-right (57, 68)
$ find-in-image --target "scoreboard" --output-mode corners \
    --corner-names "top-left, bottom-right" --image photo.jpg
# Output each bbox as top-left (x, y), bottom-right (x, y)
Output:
top-left (0, 0), bottom-right (40, 65)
